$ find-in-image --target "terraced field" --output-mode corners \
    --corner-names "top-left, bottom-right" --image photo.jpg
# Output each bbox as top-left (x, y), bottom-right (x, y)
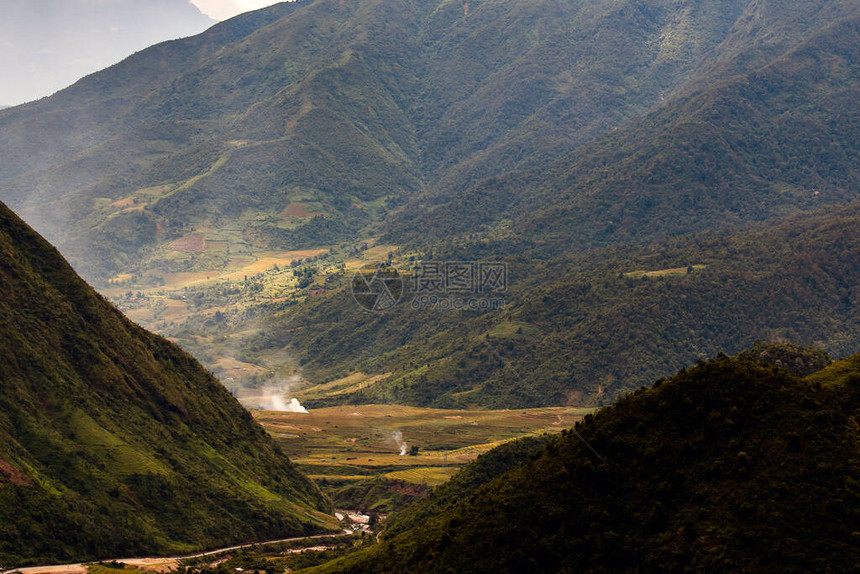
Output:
top-left (622, 264), bottom-right (707, 279)
top-left (255, 404), bottom-right (592, 494)
top-left (101, 233), bottom-right (399, 398)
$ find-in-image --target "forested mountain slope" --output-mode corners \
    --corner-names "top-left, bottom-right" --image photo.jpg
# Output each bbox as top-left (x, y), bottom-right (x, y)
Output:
top-left (0, 201), bottom-right (335, 565)
top-left (310, 353), bottom-right (860, 573)
top-left (4, 0), bottom-right (847, 279)
top-left (251, 203), bottom-right (860, 408)
top-left (386, 12), bottom-right (860, 252)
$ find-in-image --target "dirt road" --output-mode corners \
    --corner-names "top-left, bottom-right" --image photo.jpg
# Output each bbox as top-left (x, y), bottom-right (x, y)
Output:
top-left (5, 532), bottom-right (351, 574)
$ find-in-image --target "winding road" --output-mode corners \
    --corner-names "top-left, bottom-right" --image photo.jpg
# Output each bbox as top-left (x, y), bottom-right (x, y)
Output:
top-left (5, 532), bottom-right (351, 574)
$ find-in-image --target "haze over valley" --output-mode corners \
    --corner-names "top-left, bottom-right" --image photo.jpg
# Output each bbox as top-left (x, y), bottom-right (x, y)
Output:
top-left (1, 0), bottom-right (859, 571)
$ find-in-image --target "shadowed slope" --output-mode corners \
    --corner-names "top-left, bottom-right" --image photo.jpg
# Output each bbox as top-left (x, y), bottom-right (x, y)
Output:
top-left (0, 201), bottom-right (335, 565)
top-left (311, 354), bottom-right (860, 573)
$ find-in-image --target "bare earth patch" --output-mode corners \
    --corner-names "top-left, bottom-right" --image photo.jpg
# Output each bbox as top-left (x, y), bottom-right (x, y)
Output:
top-left (281, 203), bottom-right (318, 218)
top-left (0, 457), bottom-right (33, 486)
top-left (168, 234), bottom-right (207, 253)
top-left (110, 196), bottom-right (137, 208)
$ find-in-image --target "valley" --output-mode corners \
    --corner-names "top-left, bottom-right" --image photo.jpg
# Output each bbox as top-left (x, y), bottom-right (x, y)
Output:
top-left (255, 404), bottom-right (590, 509)
top-left (2, 0), bottom-right (858, 412)
top-left (1, 0), bottom-right (859, 570)
top-left (98, 231), bottom-right (404, 402)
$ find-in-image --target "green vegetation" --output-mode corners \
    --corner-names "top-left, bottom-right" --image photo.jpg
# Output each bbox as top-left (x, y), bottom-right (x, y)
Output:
top-left (0, 201), bottom-right (336, 566)
top-left (379, 434), bottom-right (551, 539)
top-left (308, 353), bottom-right (860, 573)
top-left (253, 404), bottom-right (585, 513)
top-left (387, 8), bottom-right (860, 253)
top-left (0, 0), bottom-right (857, 413)
top-left (0, 1), bottom-right (858, 570)
top-left (7, 0), bottom-right (855, 283)
top-left (734, 341), bottom-right (833, 377)
top-left (248, 203), bottom-right (860, 408)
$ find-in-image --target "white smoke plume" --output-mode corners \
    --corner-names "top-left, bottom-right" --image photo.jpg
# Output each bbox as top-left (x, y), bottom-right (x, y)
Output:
top-left (257, 384), bottom-right (308, 413)
top-left (391, 430), bottom-right (408, 456)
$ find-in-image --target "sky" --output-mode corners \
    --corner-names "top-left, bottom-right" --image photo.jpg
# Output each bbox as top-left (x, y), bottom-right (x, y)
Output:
top-left (192, 0), bottom-right (283, 21)
top-left (0, 1), bottom-right (283, 107)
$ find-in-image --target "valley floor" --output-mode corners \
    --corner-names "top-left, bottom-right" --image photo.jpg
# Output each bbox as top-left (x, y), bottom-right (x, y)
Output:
top-left (255, 404), bottom-right (592, 509)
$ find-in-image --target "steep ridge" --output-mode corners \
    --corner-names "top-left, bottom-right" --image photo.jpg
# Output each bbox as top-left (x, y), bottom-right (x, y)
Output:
top-left (310, 353), bottom-right (860, 573)
top-left (387, 11), bottom-right (860, 251)
top-left (0, 0), bottom-right (794, 280)
top-left (0, 201), bottom-right (335, 565)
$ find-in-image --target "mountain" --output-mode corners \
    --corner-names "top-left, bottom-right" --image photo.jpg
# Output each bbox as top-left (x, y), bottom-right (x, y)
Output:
top-left (0, 0), bottom-right (858, 410)
top-left (386, 9), bottom-right (860, 252)
top-left (309, 353), bottom-right (860, 573)
top-left (379, 434), bottom-right (552, 539)
top-left (0, 0), bottom-right (215, 106)
top-left (230, 0), bottom-right (860, 408)
top-left (248, 202), bottom-right (860, 408)
top-left (0, 200), bottom-right (335, 566)
top-left (4, 0), bottom-right (849, 281)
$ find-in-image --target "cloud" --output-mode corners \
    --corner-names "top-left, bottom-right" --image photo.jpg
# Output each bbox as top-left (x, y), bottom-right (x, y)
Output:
top-left (190, 0), bottom-right (284, 21)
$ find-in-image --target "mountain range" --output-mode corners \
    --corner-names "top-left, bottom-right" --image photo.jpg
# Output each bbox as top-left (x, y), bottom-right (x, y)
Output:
top-left (1, 0), bottom-right (860, 568)
top-left (0, 0), bottom-right (858, 407)
top-left (3, 0), bottom-right (857, 279)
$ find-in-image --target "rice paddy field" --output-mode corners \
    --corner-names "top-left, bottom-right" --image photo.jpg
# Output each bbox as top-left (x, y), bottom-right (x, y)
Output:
top-left (255, 404), bottom-right (592, 488)
top-left (99, 233), bottom-right (419, 412)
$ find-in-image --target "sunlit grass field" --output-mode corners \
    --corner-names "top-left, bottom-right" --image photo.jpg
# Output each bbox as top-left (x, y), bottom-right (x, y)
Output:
top-left (255, 404), bottom-right (592, 486)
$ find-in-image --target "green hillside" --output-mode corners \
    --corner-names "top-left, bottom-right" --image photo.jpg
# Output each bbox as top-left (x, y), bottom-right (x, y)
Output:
top-left (0, 200), bottom-right (336, 566)
top-left (0, 0), bottom-right (857, 411)
top-left (247, 202), bottom-right (860, 408)
top-left (379, 434), bottom-right (551, 539)
top-left (0, 1), bottom-right (858, 568)
top-left (0, 0), bottom-right (820, 281)
top-left (308, 353), bottom-right (860, 573)
top-left (386, 11), bottom-right (860, 251)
